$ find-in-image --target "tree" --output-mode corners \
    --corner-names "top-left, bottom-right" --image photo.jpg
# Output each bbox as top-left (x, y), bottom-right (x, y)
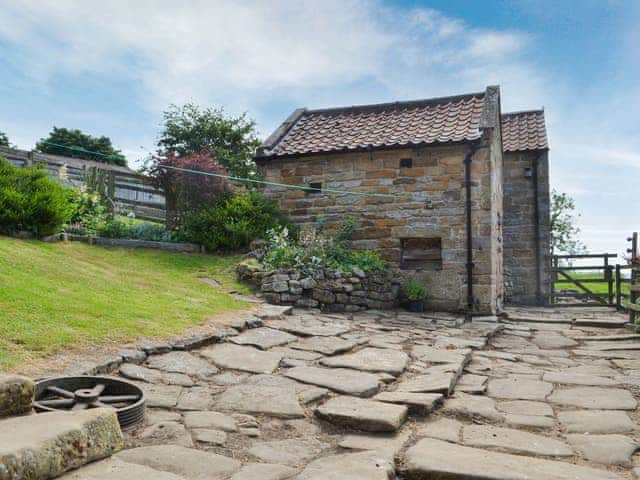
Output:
top-left (0, 131), bottom-right (9, 147)
top-left (550, 189), bottom-right (586, 255)
top-left (146, 152), bottom-right (228, 228)
top-left (157, 103), bottom-right (260, 178)
top-left (36, 127), bottom-right (126, 167)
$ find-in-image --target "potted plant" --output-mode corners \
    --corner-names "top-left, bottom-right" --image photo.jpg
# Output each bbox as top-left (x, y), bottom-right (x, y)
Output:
top-left (401, 281), bottom-right (428, 312)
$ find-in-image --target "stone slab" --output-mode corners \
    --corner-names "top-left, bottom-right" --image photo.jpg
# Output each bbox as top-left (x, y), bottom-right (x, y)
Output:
top-left (146, 352), bottom-right (218, 378)
top-left (183, 411), bottom-right (237, 432)
top-left (455, 374), bottom-right (488, 393)
top-left (138, 384), bottom-right (183, 409)
top-left (574, 317), bottom-right (628, 328)
top-left (215, 384), bottom-right (304, 418)
top-left (139, 421), bottom-right (193, 447)
top-left (411, 345), bottom-right (471, 365)
top-left (271, 347), bottom-right (323, 361)
top-left (284, 366), bottom-right (379, 397)
top-left (574, 334), bottom-right (640, 341)
top-left (462, 424), bottom-right (573, 456)
top-left (417, 418), bottom-right (462, 443)
top-left (117, 445), bottom-right (241, 479)
top-left (339, 430), bottom-right (411, 456)
top-left (487, 376), bottom-right (553, 401)
top-left (192, 428), bottom-right (227, 445)
top-left (396, 369), bottom-right (457, 396)
top-left (567, 434), bottom-right (637, 467)
top-left (496, 400), bottom-right (553, 416)
top-left (175, 386), bottom-right (215, 411)
top-left (0, 409), bottom-right (123, 480)
top-left (230, 328), bottom-right (298, 350)
top-left (402, 438), bottom-right (622, 480)
top-left (542, 371), bottom-right (618, 386)
top-left (229, 463), bottom-right (297, 480)
top-left (548, 386), bottom-right (637, 410)
top-left (505, 414), bottom-right (555, 429)
top-left (320, 347), bottom-right (409, 375)
top-left (295, 451), bottom-right (395, 480)
top-left (269, 316), bottom-right (351, 336)
top-left (442, 392), bottom-right (504, 422)
top-left (532, 333), bottom-right (578, 349)
top-left (290, 336), bottom-right (357, 355)
top-left (557, 410), bottom-right (635, 433)
top-left (0, 374), bottom-right (34, 418)
top-left (248, 438), bottom-right (328, 465)
top-left (255, 305), bottom-right (293, 319)
top-left (315, 396), bottom-right (407, 432)
top-left (58, 458), bottom-right (185, 480)
top-left (200, 344), bottom-right (283, 374)
top-left (373, 392), bottom-right (442, 415)
top-left (434, 336), bottom-right (486, 349)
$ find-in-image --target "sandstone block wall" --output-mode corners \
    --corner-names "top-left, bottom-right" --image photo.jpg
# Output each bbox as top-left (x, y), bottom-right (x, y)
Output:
top-left (238, 263), bottom-right (400, 312)
top-left (503, 150), bottom-right (551, 304)
top-left (257, 136), bottom-right (503, 314)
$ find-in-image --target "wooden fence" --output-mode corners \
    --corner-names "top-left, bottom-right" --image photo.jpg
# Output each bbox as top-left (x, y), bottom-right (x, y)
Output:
top-left (628, 233), bottom-right (639, 323)
top-left (0, 146), bottom-right (166, 222)
top-left (551, 253), bottom-right (618, 307)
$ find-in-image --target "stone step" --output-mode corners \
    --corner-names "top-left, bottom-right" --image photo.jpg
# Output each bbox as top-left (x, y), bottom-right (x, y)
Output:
top-left (58, 458), bottom-right (185, 479)
top-left (402, 438), bottom-right (623, 480)
top-left (0, 374), bottom-right (34, 418)
top-left (0, 408), bottom-right (123, 480)
top-left (315, 396), bottom-right (407, 432)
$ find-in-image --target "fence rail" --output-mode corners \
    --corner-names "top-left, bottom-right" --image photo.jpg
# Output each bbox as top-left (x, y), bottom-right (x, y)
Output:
top-left (629, 233), bottom-right (639, 323)
top-left (0, 146), bottom-right (166, 222)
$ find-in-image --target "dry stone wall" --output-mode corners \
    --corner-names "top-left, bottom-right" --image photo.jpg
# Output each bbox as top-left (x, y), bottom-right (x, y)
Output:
top-left (238, 263), bottom-right (400, 312)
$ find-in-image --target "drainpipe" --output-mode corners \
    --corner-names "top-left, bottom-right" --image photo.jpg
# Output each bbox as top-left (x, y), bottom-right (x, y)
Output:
top-left (532, 152), bottom-right (543, 305)
top-left (464, 141), bottom-right (481, 319)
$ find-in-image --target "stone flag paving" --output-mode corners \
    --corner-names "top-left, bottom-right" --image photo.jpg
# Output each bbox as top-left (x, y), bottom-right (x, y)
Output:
top-left (63, 306), bottom-right (640, 479)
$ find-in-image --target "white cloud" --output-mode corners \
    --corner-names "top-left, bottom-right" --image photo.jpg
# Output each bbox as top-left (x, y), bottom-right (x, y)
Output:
top-left (0, 0), bottom-right (541, 116)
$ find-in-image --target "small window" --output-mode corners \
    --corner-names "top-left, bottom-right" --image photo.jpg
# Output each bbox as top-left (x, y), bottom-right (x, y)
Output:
top-left (401, 238), bottom-right (442, 270)
top-left (524, 167), bottom-right (533, 178)
top-left (307, 182), bottom-right (322, 195)
top-left (400, 158), bottom-right (413, 169)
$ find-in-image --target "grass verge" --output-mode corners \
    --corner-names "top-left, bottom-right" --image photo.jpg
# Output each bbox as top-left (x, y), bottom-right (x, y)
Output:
top-left (0, 236), bottom-right (250, 369)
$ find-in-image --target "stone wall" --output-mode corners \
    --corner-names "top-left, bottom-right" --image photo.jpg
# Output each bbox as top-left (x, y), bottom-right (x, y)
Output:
top-left (238, 263), bottom-right (400, 312)
top-left (256, 137), bottom-right (502, 313)
top-left (503, 150), bottom-right (551, 304)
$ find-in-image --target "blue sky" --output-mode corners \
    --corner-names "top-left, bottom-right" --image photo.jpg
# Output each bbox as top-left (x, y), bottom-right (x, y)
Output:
top-left (0, 0), bottom-right (638, 255)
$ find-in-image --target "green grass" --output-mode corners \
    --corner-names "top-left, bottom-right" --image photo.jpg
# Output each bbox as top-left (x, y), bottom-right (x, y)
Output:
top-left (555, 271), bottom-right (630, 297)
top-left (0, 236), bottom-right (251, 369)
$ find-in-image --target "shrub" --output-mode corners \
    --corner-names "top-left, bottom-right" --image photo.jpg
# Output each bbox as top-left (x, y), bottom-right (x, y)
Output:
top-left (65, 188), bottom-right (110, 235)
top-left (179, 191), bottom-right (292, 251)
top-left (0, 157), bottom-right (75, 236)
top-left (97, 217), bottom-right (174, 242)
top-left (401, 281), bottom-right (428, 301)
top-left (146, 152), bottom-right (228, 228)
top-left (262, 220), bottom-right (386, 275)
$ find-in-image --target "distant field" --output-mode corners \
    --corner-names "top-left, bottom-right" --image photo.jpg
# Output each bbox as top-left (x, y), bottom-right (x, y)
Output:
top-left (0, 237), bottom-right (250, 369)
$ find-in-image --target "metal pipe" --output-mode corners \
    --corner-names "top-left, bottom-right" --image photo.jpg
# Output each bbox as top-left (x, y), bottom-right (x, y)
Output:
top-left (532, 153), bottom-right (543, 305)
top-left (464, 141), bottom-right (480, 318)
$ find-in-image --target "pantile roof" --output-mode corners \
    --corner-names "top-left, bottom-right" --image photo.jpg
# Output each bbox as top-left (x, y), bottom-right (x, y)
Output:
top-left (501, 110), bottom-right (548, 152)
top-left (257, 90), bottom-right (493, 159)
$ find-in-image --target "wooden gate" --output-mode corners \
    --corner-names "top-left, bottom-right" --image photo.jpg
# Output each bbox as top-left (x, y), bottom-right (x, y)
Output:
top-left (551, 253), bottom-right (618, 307)
top-left (627, 233), bottom-right (639, 322)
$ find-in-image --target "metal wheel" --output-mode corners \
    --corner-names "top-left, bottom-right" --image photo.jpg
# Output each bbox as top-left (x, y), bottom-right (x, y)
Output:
top-left (34, 376), bottom-right (145, 429)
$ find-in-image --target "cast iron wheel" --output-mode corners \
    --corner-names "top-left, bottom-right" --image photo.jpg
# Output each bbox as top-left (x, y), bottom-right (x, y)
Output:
top-left (34, 376), bottom-right (145, 429)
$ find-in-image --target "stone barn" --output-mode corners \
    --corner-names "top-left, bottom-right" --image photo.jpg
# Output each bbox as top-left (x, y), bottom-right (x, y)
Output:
top-left (255, 86), bottom-right (549, 315)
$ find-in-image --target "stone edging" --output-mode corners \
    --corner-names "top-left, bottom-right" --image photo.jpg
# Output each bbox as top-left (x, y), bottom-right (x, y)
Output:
top-left (237, 263), bottom-right (401, 312)
top-left (42, 233), bottom-right (204, 253)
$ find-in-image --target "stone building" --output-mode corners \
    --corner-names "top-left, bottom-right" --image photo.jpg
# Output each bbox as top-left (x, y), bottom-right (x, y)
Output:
top-left (501, 110), bottom-right (550, 305)
top-left (255, 86), bottom-right (549, 314)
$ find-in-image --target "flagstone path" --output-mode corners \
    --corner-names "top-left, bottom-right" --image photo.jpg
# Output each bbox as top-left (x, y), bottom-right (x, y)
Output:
top-left (66, 306), bottom-right (639, 479)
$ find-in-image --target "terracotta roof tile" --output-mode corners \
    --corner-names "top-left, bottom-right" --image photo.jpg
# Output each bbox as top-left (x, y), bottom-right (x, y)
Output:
top-left (258, 92), bottom-right (488, 158)
top-left (502, 110), bottom-right (548, 152)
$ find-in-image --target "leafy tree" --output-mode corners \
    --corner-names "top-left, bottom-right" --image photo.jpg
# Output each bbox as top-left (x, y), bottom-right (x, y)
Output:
top-left (36, 127), bottom-right (126, 166)
top-left (0, 131), bottom-right (9, 147)
top-left (146, 152), bottom-right (228, 228)
top-left (550, 189), bottom-right (586, 255)
top-left (157, 103), bottom-right (260, 178)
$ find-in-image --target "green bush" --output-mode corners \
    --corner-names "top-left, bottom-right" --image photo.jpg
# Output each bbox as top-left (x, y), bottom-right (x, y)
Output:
top-left (0, 157), bottom-right (75, 236)
top-left (179, 191), bottom-right (293, 251)
top-left (65, 188), bottom-right (110, 235)
top-left (401, 281), bottom-right (428, 301)
top-left (97, 217), bottom-right (174, 242)
top-left (262, 221), bottom-right (386, 275)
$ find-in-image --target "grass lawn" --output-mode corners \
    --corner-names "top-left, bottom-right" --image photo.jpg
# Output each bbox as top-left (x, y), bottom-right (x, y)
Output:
top-left (0, 236), bottom-right (251, 369)
top-left (555, 270), bottom-right (630, 299)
